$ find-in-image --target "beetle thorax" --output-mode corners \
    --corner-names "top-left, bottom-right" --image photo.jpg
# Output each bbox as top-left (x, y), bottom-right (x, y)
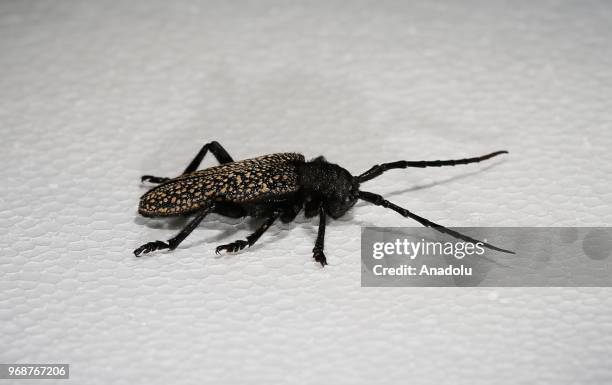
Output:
top-left (297, 157), bottom-right (359, 218)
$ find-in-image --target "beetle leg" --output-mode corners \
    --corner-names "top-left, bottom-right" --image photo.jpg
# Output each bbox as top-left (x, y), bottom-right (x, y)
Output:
top-left (134, 205), bottom-right (214, 257)
top-left (140, 141), bottom-right (234, 184)
top-left (215, 211), bottom-right (281, 254)
top-left (182, 141), bottom-right (234, 174)
top-left (312, 206), bottom-right (327, 266)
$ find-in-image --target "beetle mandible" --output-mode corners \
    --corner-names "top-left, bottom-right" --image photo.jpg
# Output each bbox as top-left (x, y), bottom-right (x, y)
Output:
top-left (134, 141), bottom-right (512, 266)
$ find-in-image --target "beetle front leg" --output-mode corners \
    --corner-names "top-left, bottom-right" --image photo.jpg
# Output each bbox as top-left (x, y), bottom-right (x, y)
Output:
top-left (312, 206), bottom-right (327, 266)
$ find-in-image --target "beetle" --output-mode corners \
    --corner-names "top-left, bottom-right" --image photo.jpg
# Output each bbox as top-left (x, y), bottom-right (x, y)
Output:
top-left (134, 141), bottom-right (512, 266)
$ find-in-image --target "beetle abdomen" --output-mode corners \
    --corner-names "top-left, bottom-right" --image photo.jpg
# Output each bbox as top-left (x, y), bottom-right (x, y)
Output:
top-left (139, 153), bottom-right (304, 217)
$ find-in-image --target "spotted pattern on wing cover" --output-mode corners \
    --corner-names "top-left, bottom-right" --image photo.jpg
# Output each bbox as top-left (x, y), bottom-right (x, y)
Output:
top-left (139, 153), bottom-right (305, 217)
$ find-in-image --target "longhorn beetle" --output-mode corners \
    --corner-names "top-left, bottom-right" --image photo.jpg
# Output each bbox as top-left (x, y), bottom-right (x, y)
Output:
top-left (135, 141), bottom-right (512, 266)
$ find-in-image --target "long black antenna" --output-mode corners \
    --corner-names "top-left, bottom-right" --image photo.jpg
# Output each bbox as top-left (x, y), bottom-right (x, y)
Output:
top-left (358, 150), bottom-right (508, 183)
top-left (359, 191), bottom-right (515, 254)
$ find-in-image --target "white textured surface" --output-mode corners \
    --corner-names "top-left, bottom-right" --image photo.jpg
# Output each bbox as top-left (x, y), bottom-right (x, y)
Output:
top-left (1, 1), bottom-right (612, 384)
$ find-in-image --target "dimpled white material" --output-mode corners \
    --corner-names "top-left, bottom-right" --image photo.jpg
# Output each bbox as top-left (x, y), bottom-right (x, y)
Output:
top-left (1, 1), bottom-right (611, 384)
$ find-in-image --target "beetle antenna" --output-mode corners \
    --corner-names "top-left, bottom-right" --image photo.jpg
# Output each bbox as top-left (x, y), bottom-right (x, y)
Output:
top-left (358, 190), bottom-right (515, 254)
top-left (357, 150), bottom-right (508, 183)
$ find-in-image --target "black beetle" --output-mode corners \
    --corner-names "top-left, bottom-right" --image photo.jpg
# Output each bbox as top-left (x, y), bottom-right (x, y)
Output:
top-left (135, 141), bottom-right (512, 266)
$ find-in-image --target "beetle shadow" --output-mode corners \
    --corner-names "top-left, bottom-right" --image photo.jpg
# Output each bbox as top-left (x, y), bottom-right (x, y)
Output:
top-left (381, 160), bottom-right (503, 199)
top-left (132, 207), bottom-right (329, 260)
top-left (187, 216), bottom-right (299, 258)
top-left (206, 209), bottom-right (356, 259)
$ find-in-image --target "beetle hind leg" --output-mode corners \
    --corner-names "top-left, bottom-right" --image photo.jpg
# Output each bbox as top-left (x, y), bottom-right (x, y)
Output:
top-left (140, 141), bottom-right (234, 184)
top-left (183, 141), bottom-right (234, 174)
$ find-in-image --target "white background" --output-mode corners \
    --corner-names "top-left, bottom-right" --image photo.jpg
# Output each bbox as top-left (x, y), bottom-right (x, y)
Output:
top-left (1, 1), bottom-right (611, 384)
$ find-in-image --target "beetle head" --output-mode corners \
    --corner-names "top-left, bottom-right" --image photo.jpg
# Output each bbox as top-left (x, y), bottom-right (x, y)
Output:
top-left (299, 156), bottom-right (360, 219)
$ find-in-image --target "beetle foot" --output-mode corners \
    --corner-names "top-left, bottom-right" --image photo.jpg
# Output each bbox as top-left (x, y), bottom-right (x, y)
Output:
top-left (313, 248), bottom-right (327, 267)
top-left (141, 175), bottom-right (171, 184)
top-left (134, 240), bottom-right (170, 256)
top-left (215, 240), bottom-right (249, 254)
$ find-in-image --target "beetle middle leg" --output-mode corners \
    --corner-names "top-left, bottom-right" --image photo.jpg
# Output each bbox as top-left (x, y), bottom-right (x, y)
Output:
top-left (141, 141), bottom-right (234, 183)
top-left (215, 211), bottom-right (281, 254)
top-left (134, 204), bottom-right (215, 256)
